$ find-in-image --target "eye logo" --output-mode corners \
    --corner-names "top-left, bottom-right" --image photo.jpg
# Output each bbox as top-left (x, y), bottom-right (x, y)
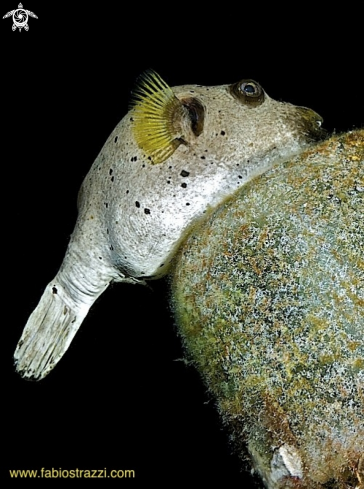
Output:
top-left (3, 3), bottom-right (38, 31)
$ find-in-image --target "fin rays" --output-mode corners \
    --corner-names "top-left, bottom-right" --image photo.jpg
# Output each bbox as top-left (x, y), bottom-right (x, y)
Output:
top-left (14, 282), bottom-right (88, 380)
top-left (130, 70), bottom-right (186, 164)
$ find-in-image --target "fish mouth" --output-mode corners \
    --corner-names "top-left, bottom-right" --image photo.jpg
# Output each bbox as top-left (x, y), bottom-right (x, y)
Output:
top-left (296, 106), bottom-right (328, 143)
top-left (309, 118), bottom-right (329, 142)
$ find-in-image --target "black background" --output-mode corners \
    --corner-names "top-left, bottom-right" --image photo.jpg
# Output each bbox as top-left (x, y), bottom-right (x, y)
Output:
top-left (2, 2), bottom-right (363, 486)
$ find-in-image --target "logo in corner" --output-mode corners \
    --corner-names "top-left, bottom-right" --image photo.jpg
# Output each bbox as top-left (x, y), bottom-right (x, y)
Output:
top-left (3, 3), bottom-right (38, 31)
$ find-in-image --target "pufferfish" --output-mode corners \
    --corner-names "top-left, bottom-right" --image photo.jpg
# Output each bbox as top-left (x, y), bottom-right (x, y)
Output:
top-left (14, 70), bottom-right (325, 380)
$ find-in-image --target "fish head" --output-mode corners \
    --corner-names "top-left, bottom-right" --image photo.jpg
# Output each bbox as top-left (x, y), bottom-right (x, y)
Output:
top-left (162, 77), bottom-right (326, 169)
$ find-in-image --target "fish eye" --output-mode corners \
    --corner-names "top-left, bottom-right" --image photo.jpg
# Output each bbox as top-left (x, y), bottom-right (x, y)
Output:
top-left (229, 79), bottom-right (265, 107)
top-left (241, 82), bottom-right (258, 94)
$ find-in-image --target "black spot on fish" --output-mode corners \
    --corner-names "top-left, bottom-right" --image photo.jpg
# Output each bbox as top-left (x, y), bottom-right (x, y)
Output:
top-left (135, 201), bottom-right (140, 208)
top-left (52, 286), bottom-right (58, 295)
top-left (104, 202), bottom-right (109, 208)
top-left (111, 176), bottom-right (115, 182)
top-left (180, 170), bottom-right (190, 177)
top-left (200, 155), bottom-right (206, 159)
top-left (144, 208), bottom-right (151, 215)
top-left (221, 130), bottom-right (225, 135)
top-left (114, 136), bottom-right (118, 143)
top-left (181, 183), bottom-right (187, 189)
top-left (109, 168), bottom-right (113, 175)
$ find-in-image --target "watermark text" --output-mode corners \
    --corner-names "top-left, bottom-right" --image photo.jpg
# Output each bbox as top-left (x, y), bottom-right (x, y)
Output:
top-left (9, 467), bottom-right (135, 479)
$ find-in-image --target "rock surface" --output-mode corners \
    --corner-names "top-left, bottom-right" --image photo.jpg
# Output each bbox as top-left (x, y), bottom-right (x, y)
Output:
top-left (170, 130), bottom-right (364, 488)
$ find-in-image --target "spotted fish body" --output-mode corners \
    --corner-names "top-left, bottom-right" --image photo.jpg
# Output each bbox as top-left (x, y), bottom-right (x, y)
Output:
top-left (14, 72), bottom-right (325, 380)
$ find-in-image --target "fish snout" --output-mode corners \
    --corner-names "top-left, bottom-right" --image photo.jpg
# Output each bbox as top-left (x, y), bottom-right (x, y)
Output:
top-left (295, 106), bottom-right (328, 142)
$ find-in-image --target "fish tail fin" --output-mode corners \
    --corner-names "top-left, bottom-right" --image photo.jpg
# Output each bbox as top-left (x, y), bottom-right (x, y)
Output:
top-left (14, 279), bottom-right (94, 381)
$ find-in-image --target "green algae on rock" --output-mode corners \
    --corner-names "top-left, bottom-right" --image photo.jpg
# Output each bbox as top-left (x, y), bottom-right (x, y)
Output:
top-left (170, 130), bottom-right (364, 488)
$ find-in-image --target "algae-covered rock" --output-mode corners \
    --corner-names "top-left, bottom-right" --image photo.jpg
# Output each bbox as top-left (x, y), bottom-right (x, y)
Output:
top-left (170, 130), bottom-right (364, 488)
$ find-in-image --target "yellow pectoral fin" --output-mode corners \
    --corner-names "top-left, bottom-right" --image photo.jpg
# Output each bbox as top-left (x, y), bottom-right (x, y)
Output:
top-left (130, 70), bottom-right (188, 164)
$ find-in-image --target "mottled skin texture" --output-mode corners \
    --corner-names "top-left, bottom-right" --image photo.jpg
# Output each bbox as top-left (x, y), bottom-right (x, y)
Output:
top-left (171, 130), bottom-right (364, 489)
top-left (76, 83), bottom-right (323, 280)
top-left (14, 76), bottom-right (324, 380)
